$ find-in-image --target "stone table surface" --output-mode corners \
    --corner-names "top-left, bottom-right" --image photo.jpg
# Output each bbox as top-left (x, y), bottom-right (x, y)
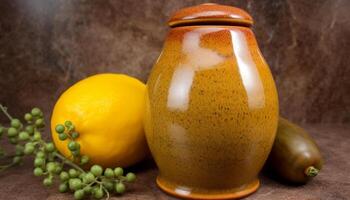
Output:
top-left (0, 124), bottom-right (349, 200)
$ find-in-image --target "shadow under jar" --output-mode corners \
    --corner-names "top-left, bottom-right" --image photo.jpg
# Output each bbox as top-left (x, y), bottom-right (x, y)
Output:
top-left (144, 3), bottom-right (279, 200)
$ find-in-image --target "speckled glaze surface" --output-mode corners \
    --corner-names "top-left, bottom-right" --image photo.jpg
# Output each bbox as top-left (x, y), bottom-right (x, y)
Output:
top-left (144, 4), bottom-right (279, 199)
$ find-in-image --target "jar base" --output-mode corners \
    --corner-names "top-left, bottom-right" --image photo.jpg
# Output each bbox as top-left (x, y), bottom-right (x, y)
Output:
top-left (156, 176), bottom-right (260, 200)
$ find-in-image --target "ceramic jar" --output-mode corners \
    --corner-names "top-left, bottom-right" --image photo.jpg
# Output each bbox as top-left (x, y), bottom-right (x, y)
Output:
top-left (144, 3), bottom-right (279, 199)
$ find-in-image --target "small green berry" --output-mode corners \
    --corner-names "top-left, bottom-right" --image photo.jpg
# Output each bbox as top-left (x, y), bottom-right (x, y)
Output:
top-left (115, 182), bottom-right (126, 194)
top-left (104, 168), bottom-right (114, 178)
top-left (64, 120), bottom-right (73, 127)
top-left (102, 180), bottom-right (114, 191)
top-left (0, 126), bottom-right (4, 135)
top-left (80, 155), bottom-right (89, 165)
top-left (45, 142), bottom-right (55, 152)
top-left (34, 158), bottom-right (45, 167)
top-left (68, 141), bottom-right (79, 151)
top-left (55, 124), bottom-right (65, 134)
top-left (10, 119), bottom-right (21, 128)
top-left (7, 127), bottom-right (18, 137)
top-left (34, 168), bottom-right (44, 176)
top-left (31, 107), bottom-right (42, 117)
top-left (82, 172), bottom-right (95, 184)
top-left (36, 151), bottom-right (45, 158)
top-left (33, 131), bottom-right (41, 140)
top-left (59, 183), bottom-right (68, 193)
top-left (90, 165), bottom-right (103, 176)
top-left (25, 125), bottom-right (34, 135)
top-left (68, 179), bottom-right (74, 188)
top-left (71, 132), bottom-right (79, 139)
top-left (69, 178), bottom-right (82, 191)
top-left (55, 165), bottom-right (62, 174)
top-left (91, 186), bottom-right (99, 194)
top-left (24, 113), bottom-right (32, 121)
top-left (19, 131), bottom-right (30, 141)
top-left (35, 118), bottom-right (44, 127)
top-left (126, 172), bottom-right (137, 183)
top-left (24, 143), bottom-right (35, 155)
top-left (79, 172), bottom-right (86, 179)
top-left (12, 156), bottom-right (22, 164)
top-left (46, 162), bottom-right (56, 173)
top-left (69, 169), bottom-right (79, 178)
top-left (60, 171), bottom-right (70, 181)
top-left (83, 185), bottom-right (92, 194)
top-left (74, 189), bottom-right (85, 200)
top-left (114, 167), bottom-right (124, 176)
top-left (58, 133), bottom-right (68, 140)
top-left (93, 188), bottom-right (104, 199)
top-left (43, 177), bottom-right (53, 187)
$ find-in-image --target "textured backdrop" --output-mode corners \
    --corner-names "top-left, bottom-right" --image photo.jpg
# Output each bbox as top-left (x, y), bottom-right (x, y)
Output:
top-left (0, 0), bottom-right (349, 123)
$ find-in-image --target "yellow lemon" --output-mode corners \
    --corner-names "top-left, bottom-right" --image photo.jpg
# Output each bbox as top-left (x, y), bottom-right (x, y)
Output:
top-left (51, 73), bottom-right (148, 168)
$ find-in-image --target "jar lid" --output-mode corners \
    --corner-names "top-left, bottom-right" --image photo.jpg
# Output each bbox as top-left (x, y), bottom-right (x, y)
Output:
top-left (168, 3), bottom-right (253, 27)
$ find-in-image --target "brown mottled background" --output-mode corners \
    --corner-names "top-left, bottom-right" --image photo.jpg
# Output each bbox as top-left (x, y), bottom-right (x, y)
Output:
top-left (0, 1), bottom-right (350, 200)
top-left (0, 0), bottom-right (349, 124)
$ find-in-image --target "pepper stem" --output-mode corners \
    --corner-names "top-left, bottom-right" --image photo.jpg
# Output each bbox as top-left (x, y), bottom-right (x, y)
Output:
top-left (304, 166), bottom-right (319, 177)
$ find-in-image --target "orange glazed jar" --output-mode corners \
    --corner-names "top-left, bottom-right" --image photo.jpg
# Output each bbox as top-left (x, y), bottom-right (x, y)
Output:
top-left (144, 3), bottom-right (279, 199)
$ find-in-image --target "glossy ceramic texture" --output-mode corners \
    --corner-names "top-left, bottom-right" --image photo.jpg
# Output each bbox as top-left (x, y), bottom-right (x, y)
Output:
top-left (145, 4), bottom-right (279, 200)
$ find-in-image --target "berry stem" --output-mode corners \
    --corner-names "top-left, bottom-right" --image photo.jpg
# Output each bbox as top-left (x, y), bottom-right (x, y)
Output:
top-left (0, 104), bottom-right (13, 121)
top-left (103, 187), bottom-right (110, 200)
top-left (0, 104), bottom-right (14, 167)
top-left (0, 162), bottom-right (16, 172)
top-left (53, 152), bottom-right (85, 173)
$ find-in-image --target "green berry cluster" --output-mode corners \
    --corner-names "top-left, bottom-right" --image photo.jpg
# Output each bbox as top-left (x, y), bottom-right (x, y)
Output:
top-left (0, 104), bottom-right (137, 199)
top-left (0, 105), bottom-right (45, 171)
top-left (56, 165), bottom-right (136, 199)
top-left (54, 121), bottom-right (89, 165)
